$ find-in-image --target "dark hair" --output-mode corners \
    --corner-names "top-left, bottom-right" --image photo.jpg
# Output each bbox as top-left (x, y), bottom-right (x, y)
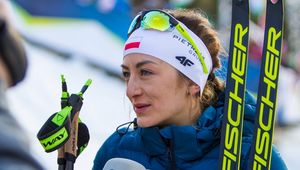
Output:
top-left (166, 8), bottom-right (225, 110)
top-left (0, 17), bottom-right (27, 86)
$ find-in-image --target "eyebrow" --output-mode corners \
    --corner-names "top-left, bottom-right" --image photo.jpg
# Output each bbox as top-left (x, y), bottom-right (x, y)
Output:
top-left (121, 60), bottom-right (158, 69)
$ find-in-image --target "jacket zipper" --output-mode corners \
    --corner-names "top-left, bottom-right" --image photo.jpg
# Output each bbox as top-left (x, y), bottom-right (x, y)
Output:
top-left (166, 139), bottom-right (176, 170)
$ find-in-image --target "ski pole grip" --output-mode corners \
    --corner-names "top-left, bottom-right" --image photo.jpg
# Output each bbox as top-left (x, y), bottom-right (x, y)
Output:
top-left (68, 94), bottom-right (83, 119)
top-left (65, 111), bottom-right (80, 160)
top-left (37, 107), bottom-right (72, 152)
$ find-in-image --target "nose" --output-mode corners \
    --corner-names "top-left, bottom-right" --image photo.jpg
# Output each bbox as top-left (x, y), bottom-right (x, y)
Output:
top-left (126, 76), bottom-right (142, 100)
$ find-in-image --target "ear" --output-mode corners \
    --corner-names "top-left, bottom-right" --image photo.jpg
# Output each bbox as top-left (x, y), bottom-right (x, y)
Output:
top-left (188, 83), bottom-right (200, 96)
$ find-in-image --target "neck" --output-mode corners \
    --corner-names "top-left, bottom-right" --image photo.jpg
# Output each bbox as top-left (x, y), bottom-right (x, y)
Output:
top-left (186, 101), bottom-right (201, 125)
top-left (161, 99), bottom-right (201, 127)
top-left (182, 95), bottom-right (202, 125)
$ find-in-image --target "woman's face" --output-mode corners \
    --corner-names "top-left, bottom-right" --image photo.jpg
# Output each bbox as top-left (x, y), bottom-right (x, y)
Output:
top-left (122, 53), bottom-right (195, 127)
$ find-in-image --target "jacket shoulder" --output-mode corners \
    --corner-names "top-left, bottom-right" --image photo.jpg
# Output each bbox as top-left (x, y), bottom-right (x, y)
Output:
top-left (93, 130), bottom-right (123, 170)
top-left (270, 145), bottom-right (288, 170)
top-left (93, 128), bottom-right (142, 170)
top-left (241, 145), bottom-right (287, 170)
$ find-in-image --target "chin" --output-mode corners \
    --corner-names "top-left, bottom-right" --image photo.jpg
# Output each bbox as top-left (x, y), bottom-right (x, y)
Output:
top-left (136, 118), bottom-right (156, 128)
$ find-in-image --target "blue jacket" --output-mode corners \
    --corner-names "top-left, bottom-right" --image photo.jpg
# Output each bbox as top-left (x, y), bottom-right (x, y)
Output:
top-left (93, 92), bottom-right (287, 170)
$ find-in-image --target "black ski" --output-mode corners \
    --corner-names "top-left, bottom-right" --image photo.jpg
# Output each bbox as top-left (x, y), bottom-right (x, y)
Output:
top-left (248, 0), bottom-right (284, 169)
top-left (218, 0), bottom-right (250, 169)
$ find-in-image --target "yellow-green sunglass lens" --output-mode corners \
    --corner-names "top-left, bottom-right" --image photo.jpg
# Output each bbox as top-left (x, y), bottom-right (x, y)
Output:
top-left (142, 12), bottom-right (170, 31)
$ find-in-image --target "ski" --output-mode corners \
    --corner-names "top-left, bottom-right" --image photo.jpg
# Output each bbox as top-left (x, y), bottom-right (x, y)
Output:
top-left (219, 0), bottom-right (284, 169)
top-left (218, 0), bottom-right (250, 169)
top-left (248, 0), bottom-right (284, 169)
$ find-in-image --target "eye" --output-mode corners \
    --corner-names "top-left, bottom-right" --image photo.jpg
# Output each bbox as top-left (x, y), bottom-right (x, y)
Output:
top-left (140, 69), bottom-right (152, 76)
top-left (122, 71), bottom-right (130, 80)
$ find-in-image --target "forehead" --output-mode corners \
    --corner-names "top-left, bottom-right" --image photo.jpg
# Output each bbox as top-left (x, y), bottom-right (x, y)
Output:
top-left (122, 53), bottom-right (163, 66)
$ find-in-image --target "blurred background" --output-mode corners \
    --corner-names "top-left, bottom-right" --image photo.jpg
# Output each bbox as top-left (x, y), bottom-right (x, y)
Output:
top-left (1, 0), bottom-right (300, 169)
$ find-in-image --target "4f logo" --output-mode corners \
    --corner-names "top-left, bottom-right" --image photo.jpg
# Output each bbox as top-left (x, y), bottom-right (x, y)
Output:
top-left (176, 56), bottom-right (194, 66)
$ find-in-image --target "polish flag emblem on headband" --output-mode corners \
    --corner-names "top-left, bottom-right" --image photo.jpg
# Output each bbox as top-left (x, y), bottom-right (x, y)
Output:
top-left (125, 42), bottom-right (140, 50)
top-left (124, 37), bottom-right (142, 51)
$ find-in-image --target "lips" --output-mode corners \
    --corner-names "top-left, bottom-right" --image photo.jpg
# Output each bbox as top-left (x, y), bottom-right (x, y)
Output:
top-left (134, 103), bottom-right (151, 114)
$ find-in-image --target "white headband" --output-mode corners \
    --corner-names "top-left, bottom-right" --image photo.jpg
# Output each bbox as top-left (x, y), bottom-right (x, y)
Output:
top-left (123, 23), bottom-right (212, 94)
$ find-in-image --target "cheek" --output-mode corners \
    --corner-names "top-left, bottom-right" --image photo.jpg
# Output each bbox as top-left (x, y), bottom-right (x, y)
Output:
top-left (152, 86), bottom-right (186, 113)
top-left (150, 76), bottom-right (185, 106)
top-left (151, 87), bottom-right (174, 104)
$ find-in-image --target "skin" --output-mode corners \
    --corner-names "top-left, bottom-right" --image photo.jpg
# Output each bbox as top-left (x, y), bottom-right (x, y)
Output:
top-left (0, 57), bottom-right (11, 88)
top-left (122, 53), bottom-right (201, 127)
top-left (0, 1), bottom-right (17, 88)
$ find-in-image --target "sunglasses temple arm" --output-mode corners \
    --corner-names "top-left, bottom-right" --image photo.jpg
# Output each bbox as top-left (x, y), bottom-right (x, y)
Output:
top-left (175, 25), bottom-right (209, 74)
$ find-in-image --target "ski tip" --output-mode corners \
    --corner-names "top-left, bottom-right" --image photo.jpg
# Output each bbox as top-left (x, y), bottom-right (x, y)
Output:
top-left (78, 79), bottom-right (92, 97)
top-left (85, 79), bottom-right (92, 86)
top-left (61, 74), bottom-right (66, 82)
top-left (270, 0), bottom-right (279, 4)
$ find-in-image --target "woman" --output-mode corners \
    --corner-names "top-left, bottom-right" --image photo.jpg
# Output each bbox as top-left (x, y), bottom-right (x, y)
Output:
top-left (93, 9), bottom-right (287, 170)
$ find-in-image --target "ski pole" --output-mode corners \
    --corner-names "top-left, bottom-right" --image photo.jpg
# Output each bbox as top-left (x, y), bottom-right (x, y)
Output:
top-left (64, 79), bottom-right (92, 170)
top-left (37, 76), bottom-right (91, 170)
top-left (57, 75), bottom-right (69, 170)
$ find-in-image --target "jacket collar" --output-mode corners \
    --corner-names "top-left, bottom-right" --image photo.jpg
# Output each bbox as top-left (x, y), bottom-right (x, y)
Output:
top-left (139, 101), bottom-right (223, 161)
top-left (138, 91), bottom-right (256, 161)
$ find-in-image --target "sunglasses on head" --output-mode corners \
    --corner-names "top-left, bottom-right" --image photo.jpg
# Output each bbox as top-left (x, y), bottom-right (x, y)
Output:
top-left (127, 9), bottom-right (209, 74)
